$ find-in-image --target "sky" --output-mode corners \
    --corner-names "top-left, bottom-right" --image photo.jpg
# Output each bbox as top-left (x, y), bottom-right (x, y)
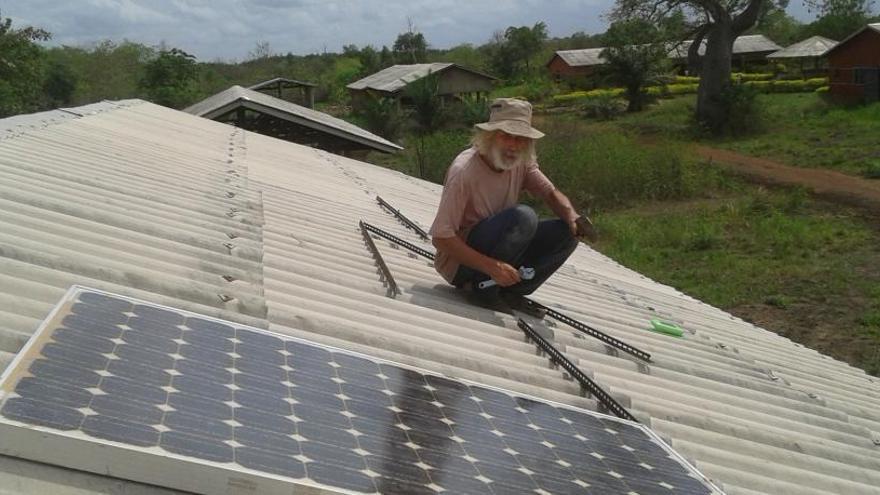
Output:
top-left (1, 0), bottom-right (821, 62)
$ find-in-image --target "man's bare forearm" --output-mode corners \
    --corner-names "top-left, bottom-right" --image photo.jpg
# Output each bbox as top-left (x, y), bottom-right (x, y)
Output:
top-left (432, 236), bottom-right (520, 286)
top-left (545, 189), bottom-right (579, 223)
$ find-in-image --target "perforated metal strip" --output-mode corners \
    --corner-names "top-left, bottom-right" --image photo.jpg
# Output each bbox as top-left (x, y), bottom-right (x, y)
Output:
top-left (359, 220), bottom-right (401, 297)
top-left (376, 196), bottom-right (429, 240)
top-left (518, 319), bottom-right (638, 422)
top-left (360, 221), bottom-right (435, 261)
top-left (524, 298), bottom-right (652, 363)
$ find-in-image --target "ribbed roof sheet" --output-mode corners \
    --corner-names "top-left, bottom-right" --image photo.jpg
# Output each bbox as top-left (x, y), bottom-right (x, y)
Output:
top-left (769, 36), bottom-right (838, 59)
top-left (249, 77), bottom-right (316, 89)
top-left (670, 34), bottom-right (783, 59)
top-left (346, 63), bottom-right (495, 93)
top-left (0, 101), bottom-right (879, 494)
top-left (184, 85), bottom-right (401, 153)
top-left (553, 48), bottom-right (607, 67)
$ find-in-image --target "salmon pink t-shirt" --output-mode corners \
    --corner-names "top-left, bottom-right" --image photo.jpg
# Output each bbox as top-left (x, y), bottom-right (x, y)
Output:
top-left (429, 147), bottom-right (563, 283)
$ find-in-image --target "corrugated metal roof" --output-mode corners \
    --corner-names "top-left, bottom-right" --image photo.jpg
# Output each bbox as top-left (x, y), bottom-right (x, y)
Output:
top-left (346, 63), bottom-right (495, 93)
top-left (774, 35), bottom-right (838, 59)
top-left (669, 35), bottom-right (783, 59)
top-left (1, 101), bottom-right (880, 494)
top-left (768, 36), bottom-right (838, 59)
top-left (346, 63), bottom-right (453, 92)
top-left (184, 85), bottom-right (401, 153)
top-left (553, 48), bottom-right (607, 68)
top-left (249, 77), bottom-right (316, 89)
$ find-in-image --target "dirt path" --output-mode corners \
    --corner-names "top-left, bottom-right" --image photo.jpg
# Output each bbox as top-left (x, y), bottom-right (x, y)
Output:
top-left (693, 145), bottom-right (880, 212)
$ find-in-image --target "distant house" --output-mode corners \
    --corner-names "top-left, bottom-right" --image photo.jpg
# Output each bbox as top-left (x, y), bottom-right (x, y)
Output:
top-left (548, 35), bottom-right (782, 81)
top-left (249, 77), bottom-right (317, 108)
top-left (669, 34), bottom-right (782, 73)
top-left (546, 48), bottom-right (606, 80)
top-left (767, 36), bottom-right (838, 76)
top-left (824, 23), bottom-right (880, 104)
top-left (347, 63), bottom-right (496, 110)
top-left (185, 86), bottom-right (402, 155)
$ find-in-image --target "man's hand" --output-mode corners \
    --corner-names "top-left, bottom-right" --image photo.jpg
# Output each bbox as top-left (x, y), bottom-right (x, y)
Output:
top-left (574, 216), bottom-right (599, 243)
top-left (488, 260), bottom-right (521, 287)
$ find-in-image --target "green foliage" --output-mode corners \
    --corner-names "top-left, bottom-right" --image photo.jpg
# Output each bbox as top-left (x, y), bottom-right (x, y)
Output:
top-left (486, 22), bottom-right (548, 81)
top-left (352, 92), bottom-right (405, 142)
top-left (596, 189), bottom-right (874, 309)
top-left (404, 71), bottom-right (446, 135)
top-left (0, 11), bottom-right (50, 117)
top-left (139, 48), bottom-right (199, 108)
top-left (393, 30), bottom-right (428, 64)
top-left (369, 129), bottom-right (470, 183)
top-left (705, 82), bottom-right (762, 136)
top-left (42, 60), bottom-right (77, 106)
top-left (454, 94), bottom-right (490, 127)
top-left (802, 0), bottom-right (876, 39)
top-left (582, 94), bottom-right (628, 120)
top-left (600, 19), bottom-right (670, 112)
top-left (535, 117), bottom-right (724, 210)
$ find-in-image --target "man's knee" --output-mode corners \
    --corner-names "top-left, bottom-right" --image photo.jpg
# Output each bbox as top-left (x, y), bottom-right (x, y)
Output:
top-left (510, 204), bottom-right (538, 236)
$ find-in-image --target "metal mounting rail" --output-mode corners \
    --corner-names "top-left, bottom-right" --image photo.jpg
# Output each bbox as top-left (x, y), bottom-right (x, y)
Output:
top-left (376, 196), bottom-right (429, 240)
top-left (524, 298), bottom-right (652, 363)
top-left (360, 221), bottom-right (435, 261)
top-left (359, 221), bottom-right (401, 298)
top-left (518, 319), bottom-right (637, 422)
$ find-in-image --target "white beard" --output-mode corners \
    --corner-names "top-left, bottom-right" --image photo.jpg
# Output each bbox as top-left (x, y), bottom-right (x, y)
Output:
top-left (488, 144), bottom-right (529, 171)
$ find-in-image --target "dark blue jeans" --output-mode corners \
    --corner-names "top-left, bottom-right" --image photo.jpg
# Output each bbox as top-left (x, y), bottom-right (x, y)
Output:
top-left (451, 204), bottom-right (578, 296)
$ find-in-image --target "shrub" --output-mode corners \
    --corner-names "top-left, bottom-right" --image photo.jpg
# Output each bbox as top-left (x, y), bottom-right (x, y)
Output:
top-left (582, 94), bottom-right (627, 120)
top-left (711, 82), bottom-right (762, 136)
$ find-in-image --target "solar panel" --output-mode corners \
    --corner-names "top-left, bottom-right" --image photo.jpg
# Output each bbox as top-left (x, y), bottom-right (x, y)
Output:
top-left (0, 287), bottom-right (721, 495)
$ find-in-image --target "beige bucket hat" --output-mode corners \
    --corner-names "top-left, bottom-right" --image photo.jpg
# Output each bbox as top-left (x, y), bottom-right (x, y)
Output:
top-left (475, 98), bottom-right (545, 139)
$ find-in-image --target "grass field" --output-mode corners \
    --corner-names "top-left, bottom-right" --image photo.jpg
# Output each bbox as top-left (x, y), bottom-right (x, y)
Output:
top-left (614, 93), bottom-right (880, 176)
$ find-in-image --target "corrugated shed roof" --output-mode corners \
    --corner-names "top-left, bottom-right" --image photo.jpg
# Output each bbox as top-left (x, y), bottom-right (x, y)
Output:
top-left (768, 36), bottom-right (838, 59)
top-left (184, 85), bottom-right (401, 153)
top-left (249, 77), bottom-right (316, 89)
top-left (346, 63), bottom-right (495, 93)
top-left (670, 35), bottom-right (783, 59)
top-left (553, 48), bottom-right (607, 68)
top-left (1, 101), bottom-right (880, 494)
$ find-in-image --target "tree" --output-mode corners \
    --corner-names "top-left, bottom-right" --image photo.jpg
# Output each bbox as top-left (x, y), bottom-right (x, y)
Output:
top-left (750, 6), bottom-right (803, 45)
top-left (611, 0), bottom-right (774, 133)
top-left (803, 0), bottom-right (876, 39)
top-left (404, 71), bottom-right (446, 178)
top-left (139, 48), bottom-right (199, 108)
top-left (393, 22), bottom-right (428, 64)
top-left (43, 60), bottom-right (77, 107)
top-left (600, 19), bottom-right (670, 112)
top-left (379, 45), bottom-right (394, 68)
top-left (486, 22), bottom-right (549, 80)
top-left (0, 11), bottom-right (50, 117)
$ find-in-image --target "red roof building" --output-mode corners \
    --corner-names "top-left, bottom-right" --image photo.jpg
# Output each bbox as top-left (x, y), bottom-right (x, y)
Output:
top-left (824, 23), bottom-right (880, 104)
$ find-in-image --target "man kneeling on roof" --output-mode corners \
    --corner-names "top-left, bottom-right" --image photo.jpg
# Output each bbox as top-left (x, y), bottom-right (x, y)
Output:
top-left (429, 97), bottom-right (597, 314)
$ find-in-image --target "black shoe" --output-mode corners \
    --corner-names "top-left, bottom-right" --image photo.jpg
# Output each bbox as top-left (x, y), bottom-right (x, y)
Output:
top-left (500, 293), bottom-right (547, 319)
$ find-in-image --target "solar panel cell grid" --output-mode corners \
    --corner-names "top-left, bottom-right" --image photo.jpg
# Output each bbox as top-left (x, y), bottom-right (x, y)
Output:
top-left (0, 288), bottom-right (720, 495)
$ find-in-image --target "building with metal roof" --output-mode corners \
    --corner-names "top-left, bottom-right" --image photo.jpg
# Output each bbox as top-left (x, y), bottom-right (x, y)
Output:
top-left (347, 63), bottom-right (496, 110)
top-left (184, 85), bottom-right (401, 155)
top-left (0, 100), bottom-right (879, 494)
top-left (824, 23), bottom-right (880, 104)
top-left (669, 35), bottom-right (783, 72)
top-left (249, 77), bottom-right (317, 108)
top-left (768, 36), bottom-right (838, 76)
top-left (547, 49), bottom-right (607, 80)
